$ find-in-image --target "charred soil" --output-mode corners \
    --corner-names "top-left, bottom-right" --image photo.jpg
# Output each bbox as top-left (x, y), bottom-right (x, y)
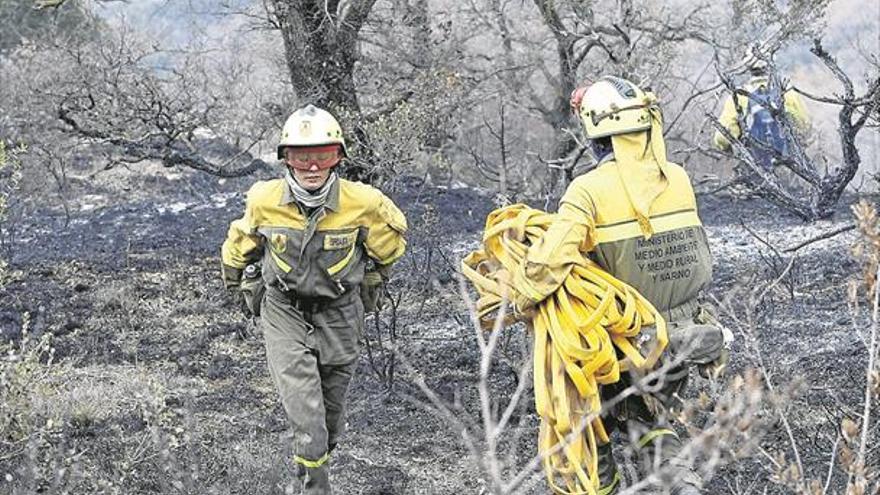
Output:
top-left (0, 165), bottom-right (876, 494)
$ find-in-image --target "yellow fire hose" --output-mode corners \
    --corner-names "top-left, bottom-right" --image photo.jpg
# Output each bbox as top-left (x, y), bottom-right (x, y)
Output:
top-left (461, 204), bottom-right (668, 495)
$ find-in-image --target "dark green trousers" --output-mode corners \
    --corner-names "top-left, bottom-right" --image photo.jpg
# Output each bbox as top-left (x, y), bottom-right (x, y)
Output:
top-left (261, 287), bottom-right (363, 494)
top-left (599, 306), bottom-right (705, 494)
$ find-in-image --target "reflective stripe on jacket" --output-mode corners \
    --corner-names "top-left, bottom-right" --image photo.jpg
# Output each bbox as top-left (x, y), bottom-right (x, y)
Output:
top-left (221, 177), bottom-right (407, 299)
top-left (713, 76), bottom-right (810, 151)
top-left (516, 159), bottom-right (712, 314)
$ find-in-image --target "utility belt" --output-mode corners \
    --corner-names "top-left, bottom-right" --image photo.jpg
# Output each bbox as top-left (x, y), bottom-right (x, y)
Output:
top-left (266, 284), bottom-right (357, 314)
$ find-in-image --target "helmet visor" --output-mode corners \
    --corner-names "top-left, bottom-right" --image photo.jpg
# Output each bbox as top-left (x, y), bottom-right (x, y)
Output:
top-left (285, 145), bottom-right (342, 170)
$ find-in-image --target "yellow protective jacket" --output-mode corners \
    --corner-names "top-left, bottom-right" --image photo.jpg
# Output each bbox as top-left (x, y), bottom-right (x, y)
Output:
top-left (515, 131), bottom-right (713, 316)
top-left (713, 76), bottom-right (810, 151)
top-left (221, 177), bottom-right (407, 300)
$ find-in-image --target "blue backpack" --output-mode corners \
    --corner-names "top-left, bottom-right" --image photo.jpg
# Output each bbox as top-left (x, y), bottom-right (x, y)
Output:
top-left (745, 84), bottom-right (789, 170)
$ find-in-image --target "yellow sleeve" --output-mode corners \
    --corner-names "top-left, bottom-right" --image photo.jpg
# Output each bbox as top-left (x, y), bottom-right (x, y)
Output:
top-left (220, 186), bottom-right (264, 287)
top-left (784, 90), bottom-right (810, 132)
top-left (513, 185), bottom-right (596, 303)
top-left (365, 192), bottom-right (407, 266)
top-left (713, 95), bottom-right (742, 151)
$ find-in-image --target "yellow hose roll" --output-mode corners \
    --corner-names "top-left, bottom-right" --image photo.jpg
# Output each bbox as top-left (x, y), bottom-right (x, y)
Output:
top-left (551, 342), bottom-right (573, 433)
top-left (461, 204), bottom-right (667, 495)
top-left (534, 316), bottom-right (552, 418)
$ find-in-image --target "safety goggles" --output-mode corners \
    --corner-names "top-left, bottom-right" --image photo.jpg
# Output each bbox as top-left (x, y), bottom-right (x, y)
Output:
top-left (285, 145), bottom-right (342, 170)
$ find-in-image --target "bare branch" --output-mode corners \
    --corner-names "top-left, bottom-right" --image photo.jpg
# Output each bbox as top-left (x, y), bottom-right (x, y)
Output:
top-left (783, 224), bottom-right (856, 253)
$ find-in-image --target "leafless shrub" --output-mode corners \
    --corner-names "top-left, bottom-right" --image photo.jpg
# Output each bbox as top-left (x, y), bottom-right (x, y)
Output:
top-left (363, 203), bottom-right (458, 390)
top-left (705, 200), bottom-right (880, 494)
top-left (398, 275), bottom-right (782, 494)
top-left (458, 100), bottom-right (534, 203)
top-left (1, 17), bottom-right (279, 183)
top-left (841, 200), bottom-right (880, 494)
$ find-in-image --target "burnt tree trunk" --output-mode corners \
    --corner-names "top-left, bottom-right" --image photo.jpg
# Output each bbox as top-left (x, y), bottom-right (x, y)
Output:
top-left (810, 40), bottom-right (874, 216)
top-left (533, 0), bottom-right (580, 202)
top-left (271, 1), bottom-right (378, 180)
top-left (272, 0), bottom-right (376, 114)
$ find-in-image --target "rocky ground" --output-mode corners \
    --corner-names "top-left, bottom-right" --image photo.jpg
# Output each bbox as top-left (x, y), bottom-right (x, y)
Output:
top-left (0, 162), bottom-right (877, 494)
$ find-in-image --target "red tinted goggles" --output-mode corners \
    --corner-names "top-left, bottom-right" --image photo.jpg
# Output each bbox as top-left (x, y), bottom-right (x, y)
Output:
top-left (285, 145), bottom-right (342, 170)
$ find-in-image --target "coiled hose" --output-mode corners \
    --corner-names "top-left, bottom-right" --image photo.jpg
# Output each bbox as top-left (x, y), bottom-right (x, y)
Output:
top-left (461, 204), bottom-right (667, 494)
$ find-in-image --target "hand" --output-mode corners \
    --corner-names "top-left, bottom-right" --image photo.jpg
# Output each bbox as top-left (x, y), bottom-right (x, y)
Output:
top-left (513, 293), bottom-right (538, 320)
top-left (360, 271), bottom-right (384, 313)
top-left (239, 276), bottom-right (265, 317)
top-left (698, 348), bottom-right (729, 380)
top-left (221, 264), bottom-right (244, 290)
top-left (228, 290), bottom-right (258, 340)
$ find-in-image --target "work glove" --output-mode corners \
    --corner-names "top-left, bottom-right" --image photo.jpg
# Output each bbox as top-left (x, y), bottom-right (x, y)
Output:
top-left (220, 262), bottom-right (250, 316)
top-left (698, 348), bottom-right (730, 380)
top-left (221, 263), bottom-right (243, 290)
top-left (513, 291), bottom-right (540, 320)
top-left (239, 263), bottom-right (265, 318)
top-left (360, 270), bottom-right (385, 313)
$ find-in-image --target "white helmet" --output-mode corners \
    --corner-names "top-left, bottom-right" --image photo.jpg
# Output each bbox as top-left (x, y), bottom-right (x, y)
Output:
top-left (572, 76), bottom-right (658, 139)
top-left (276, 105), bottom-right (347, 159)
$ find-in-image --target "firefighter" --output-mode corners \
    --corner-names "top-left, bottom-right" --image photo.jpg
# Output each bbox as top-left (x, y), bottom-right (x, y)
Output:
top-left (713, 47), bottom-right (810, 168)
top-left (221, 105), bottom-right (407, 494)
top-left (514, 76), bottom-right (726, 494)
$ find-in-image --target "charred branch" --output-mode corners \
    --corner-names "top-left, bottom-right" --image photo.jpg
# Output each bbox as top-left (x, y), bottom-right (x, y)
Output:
top-left (57, 103), bottom-right (269, 177)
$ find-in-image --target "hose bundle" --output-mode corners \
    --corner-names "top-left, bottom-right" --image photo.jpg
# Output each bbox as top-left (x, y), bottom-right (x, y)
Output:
top-left (461, 204), bottom-right (668, 494)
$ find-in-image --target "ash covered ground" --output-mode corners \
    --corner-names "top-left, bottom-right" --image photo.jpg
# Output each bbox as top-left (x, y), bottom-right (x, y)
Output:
top-left (0, 163), bottom-right (876, 494)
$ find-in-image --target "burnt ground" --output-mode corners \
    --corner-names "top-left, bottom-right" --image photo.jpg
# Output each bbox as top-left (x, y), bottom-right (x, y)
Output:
top-left (0, 162), bottom-right (877, 494)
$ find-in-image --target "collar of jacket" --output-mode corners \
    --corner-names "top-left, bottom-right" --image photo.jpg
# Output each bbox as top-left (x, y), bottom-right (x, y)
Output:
top-left (279, 174), bottom-right (341, 212)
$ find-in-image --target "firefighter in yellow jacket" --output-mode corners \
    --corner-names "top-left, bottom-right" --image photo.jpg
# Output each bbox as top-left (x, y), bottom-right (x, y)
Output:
top-left (713, 49), bottom-right (810, 156)
top-left (221, 105), bottom-right (407, 494)
top-left (514, 77), bottom-right (725, 495)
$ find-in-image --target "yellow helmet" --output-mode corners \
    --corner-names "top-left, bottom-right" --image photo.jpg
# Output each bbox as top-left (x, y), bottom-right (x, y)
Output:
top-left (573, 76), bottom-right (658, 139)
top-left (276, 105), bottom-right (347, 159)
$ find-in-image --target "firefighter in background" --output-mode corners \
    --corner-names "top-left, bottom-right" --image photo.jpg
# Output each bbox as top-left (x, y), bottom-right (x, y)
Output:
top-left (514, 77), bottom-right (726, 495)
top-left (714, 47), bottom-right (810, 169)
top-left (221, 105), bottom-right (407, 494)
